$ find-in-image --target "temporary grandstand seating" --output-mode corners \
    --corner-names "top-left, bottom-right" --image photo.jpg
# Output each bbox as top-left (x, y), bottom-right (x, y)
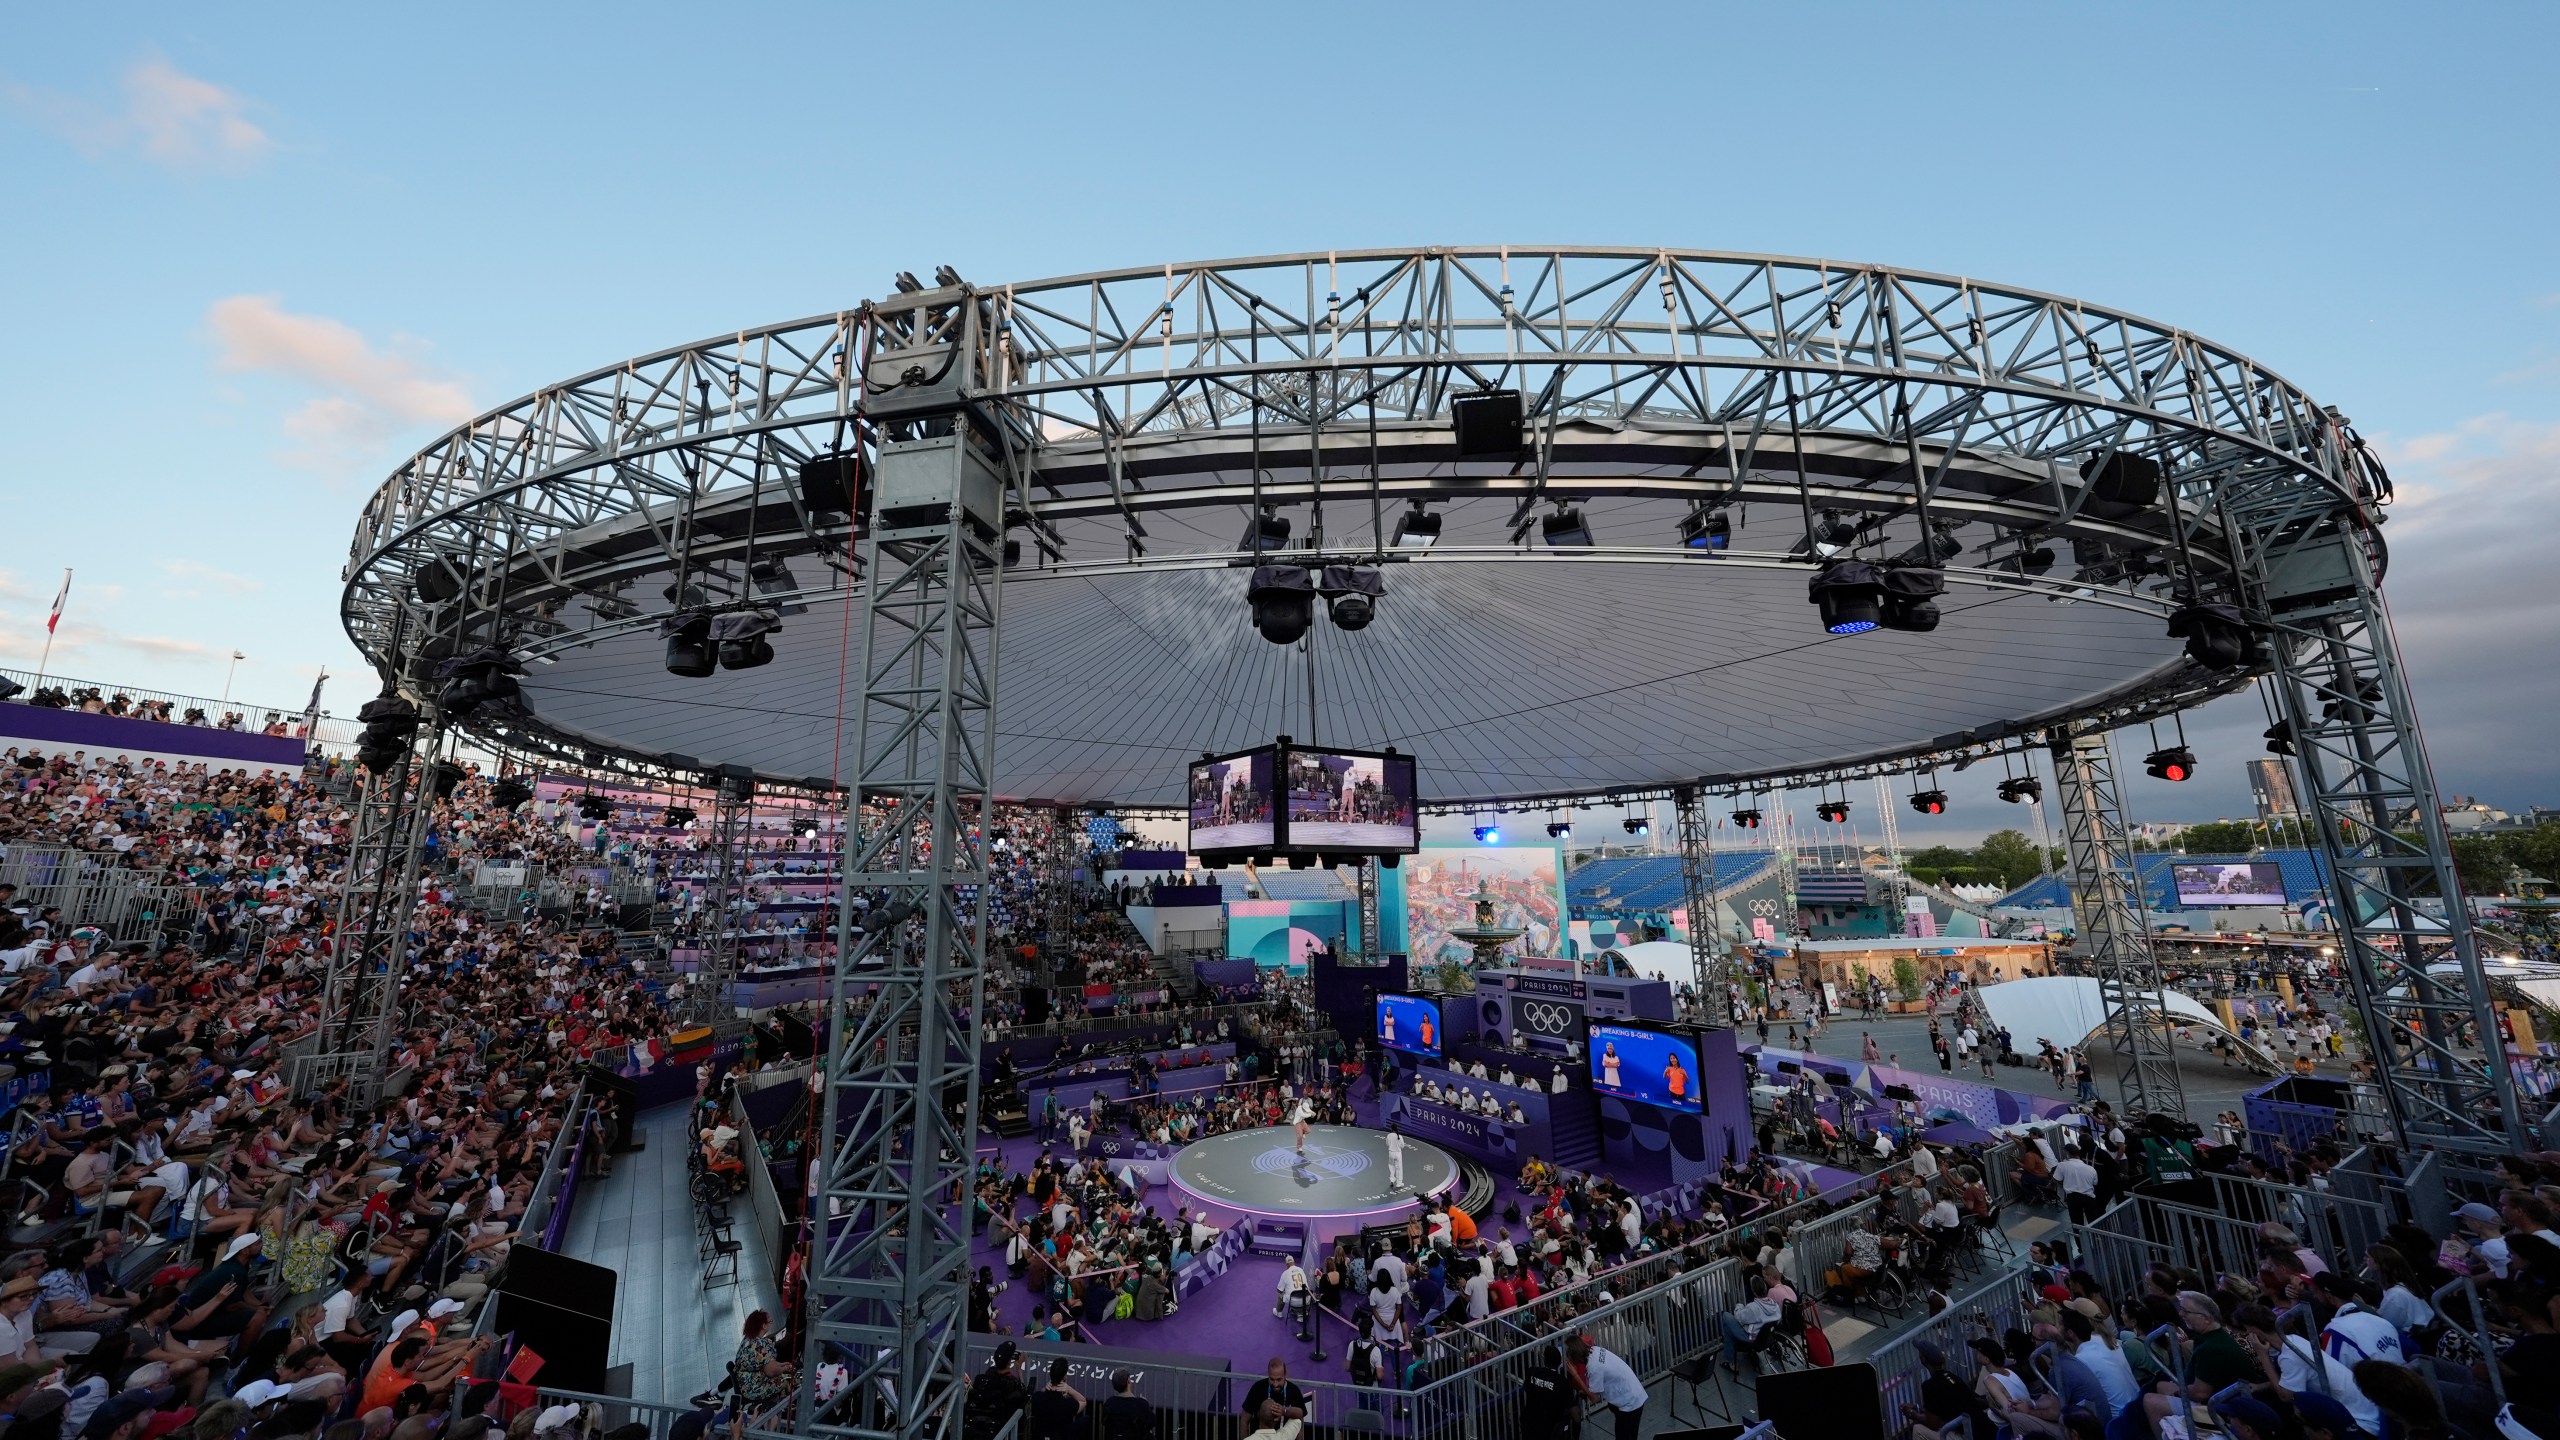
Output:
top-left (1566, 852), bottom-right (1774, 916)
top-left (1994, 848), bottom-right (2333, 912)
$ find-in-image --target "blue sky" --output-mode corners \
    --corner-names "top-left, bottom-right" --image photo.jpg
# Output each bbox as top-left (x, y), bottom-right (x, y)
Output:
top-left (4, 3), bottom-right (2556, 842)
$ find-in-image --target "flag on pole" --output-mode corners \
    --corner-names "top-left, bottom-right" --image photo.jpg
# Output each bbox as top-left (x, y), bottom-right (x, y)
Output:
top-left (45, 570), bottom-right (70, 634)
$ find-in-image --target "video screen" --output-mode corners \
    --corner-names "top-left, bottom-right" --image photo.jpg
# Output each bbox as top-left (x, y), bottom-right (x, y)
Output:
top-left (1588, 1022), bottom-right (1704, 1113)
top-left (1282, 747), bottom-right (1419, 853)
top-left (1188, 748), bottom-right (1274, 853)
top-left (1375, 993), bottom-right (1443, 1059)
top-left (2172, 862), bottom-right (2287, 908)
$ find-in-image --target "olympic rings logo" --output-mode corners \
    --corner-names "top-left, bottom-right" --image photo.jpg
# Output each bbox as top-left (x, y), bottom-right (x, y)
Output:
top-left (1519, 1001), bottom-right (1574, 1034)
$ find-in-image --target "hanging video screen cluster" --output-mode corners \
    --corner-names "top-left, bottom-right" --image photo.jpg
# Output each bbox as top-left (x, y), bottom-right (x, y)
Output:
top-left (1186, 741), bottom-right (1418, 864)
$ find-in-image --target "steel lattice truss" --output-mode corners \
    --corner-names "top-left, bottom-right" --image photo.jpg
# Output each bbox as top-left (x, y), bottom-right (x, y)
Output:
top-left (2049, 727), bottom-right (2187, 1120)
top-left (682, 784), bottom-right (751, 1026)
top-left (1672, 786), bottom-right (1727, 1020)
top-left (297, 721), bottom-right (445, 1100)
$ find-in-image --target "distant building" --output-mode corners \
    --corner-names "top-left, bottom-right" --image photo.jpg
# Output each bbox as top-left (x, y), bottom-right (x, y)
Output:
top-left (2248, 759), bottom-right (2299, 820)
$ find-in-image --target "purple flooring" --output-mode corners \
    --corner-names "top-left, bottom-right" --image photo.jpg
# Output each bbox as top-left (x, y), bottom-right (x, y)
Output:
top-left (969, 1091), bottom-right (1547, 1387)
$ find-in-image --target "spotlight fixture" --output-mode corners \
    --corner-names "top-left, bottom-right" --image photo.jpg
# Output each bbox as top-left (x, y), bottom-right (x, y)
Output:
top-left (1390, 502), bottom-right (1443, 550)
top-left (1878, 565), bottom-right (1946, 633)
top-left (1241, 508), bottom-right (1293, 554)
top-left (2143, 746), bottom-right (2196, 782)
top-left (1319, 565), bottom-right (1385, 631)
top-left (1546, 822), bottom-right (1573, 839)
top-left (1815, 801), bottom-right (1850, 823)
top-left (1731, 808), bottom-right (1762, 828)
top-left (577, 793), bottom-right (613, 821)
top-left (1247, 564), bottom-right (1317, 645)
top-left (1909, 790), bottom-right (1948, 815)
top-left (663, 805), bottom-right (698, 828)
top-left (792, 816), bottom-right (822, 838)
top-left (1540, 504), bottom-right (1595, 548)
top-left (1996, 777), bottom-right (2043, 805)
top-left (425, 761), bottom-right (466, 800)
top-left (490, 777), bottom-right (534, 811)
top-left (1894, 524), bottom-right (1964, 568)
top-left (747, 553), bottom-right (799, 596)
top-left (1622, 817), bottom-right (1650, 837)
top-left (355, 694), bottom-right (421, 774)
top-left (1994, 545), bottom-right (2058, 577)
top-left (1680, 509), bottom-right (1731, 552)
top-left (2166, 602), bottom-right (2255, 672)
top-left (2263, 723), bottom-right (2297, 758)
top-left (663, 613), bottom-right (715, 678)
top-left (0, 676), bottom-right (25, 701)
top-left (1810, 511), bottom-right (1858, 558)
top-left (1472, 824), bottom-right (1501, 844)
top-left (1809, 560), bottom-right (1885, 635)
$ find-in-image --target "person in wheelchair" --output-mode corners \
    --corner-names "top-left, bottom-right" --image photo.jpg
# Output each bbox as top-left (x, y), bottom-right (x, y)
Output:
top-left (699, 1124), bottom-right (748, 1194)
top-left (1827, 1214), bottom-right (1890, 1303)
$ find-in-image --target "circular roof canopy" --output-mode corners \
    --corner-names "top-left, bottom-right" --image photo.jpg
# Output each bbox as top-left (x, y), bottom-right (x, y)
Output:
top-left (349, 247), bottom-right (2383, 805)
top-left (512, 523), bottom-right (2186, 807)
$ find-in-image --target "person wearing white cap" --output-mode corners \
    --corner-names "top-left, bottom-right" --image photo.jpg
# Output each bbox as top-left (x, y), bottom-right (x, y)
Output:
top-left (533, 1403), bottom-right (585, 1435)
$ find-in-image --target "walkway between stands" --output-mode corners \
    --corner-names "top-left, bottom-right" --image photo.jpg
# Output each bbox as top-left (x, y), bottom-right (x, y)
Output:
top-left (560, 1100), bottom-right (784, 1407)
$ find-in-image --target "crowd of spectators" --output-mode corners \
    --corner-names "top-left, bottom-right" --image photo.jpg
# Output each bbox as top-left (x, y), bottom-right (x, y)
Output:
top-left (0, 743), bottom-right (673, 1440)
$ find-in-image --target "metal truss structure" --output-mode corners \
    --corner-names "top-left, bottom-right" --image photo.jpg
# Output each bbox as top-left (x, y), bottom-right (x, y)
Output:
top-left (682, 770), bottom-right (753, 1027)
top-left (300, 716), bottom-right (445, 1100)
top-left (2048, 727), bottom-right (2187, 1120)
top-left (1357, 858), bottom-right (1382, 962)
top-left (2246, 521), bottom-right (2525, 1154)
top-left (339, 246), bottom-right (2524, 1272)
top-left (1672, 786), bottom-right (1727, 1022)
top-left (1040, 804), bottom-right (1078, 979)
top-left (799, 289), bottom-right (1019, 1440)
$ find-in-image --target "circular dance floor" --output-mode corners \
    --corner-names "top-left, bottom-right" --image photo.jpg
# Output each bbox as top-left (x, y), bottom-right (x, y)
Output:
top-left (1167, 1124), bottom-right (1459, 1220)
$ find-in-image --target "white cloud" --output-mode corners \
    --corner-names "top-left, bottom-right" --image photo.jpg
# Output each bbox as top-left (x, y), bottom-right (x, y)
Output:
top-left (206, 294), bottom-right (477, 473)
top-left (6, 57), bottom-right (269, 171)
top-left (160, 559), bottom-right (262, 596)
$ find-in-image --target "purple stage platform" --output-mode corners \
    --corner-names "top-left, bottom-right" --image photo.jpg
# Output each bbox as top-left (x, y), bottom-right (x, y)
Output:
top-left (1166, 1124), bottom-right (1459, 1243)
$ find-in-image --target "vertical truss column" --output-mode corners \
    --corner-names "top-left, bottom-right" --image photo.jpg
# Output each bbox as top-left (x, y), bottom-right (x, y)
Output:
top-left (2048, 726), bottom-right (2186, 1120)
top-left (1772, 799), bottom-right (1800, 937)
top-left (685, 768), bottom-right (753, 1027)
top-left (803, 281), bottom-right (1022, 1440)
top-left (304, 711), bottom-right (444, 1101)
top-left (2257, 529), bottom-right (2524, 1154)
top-left (1873, 777), bottom-right (1912, 929)
top-left (1673, 787), bottom-right (1727, 1023)
top-left (1043, 804), bottom-right (1078, 977)
top-left (1358, 858), bottom-right (1382, 962)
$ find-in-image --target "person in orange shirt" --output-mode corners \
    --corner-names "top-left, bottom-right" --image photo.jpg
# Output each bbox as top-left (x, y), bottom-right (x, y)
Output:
top-left (1447, 1205), bottom-right (1478, 1243)
top-left (1418, 1015), bottom-right (1435, 1051)
top-left (1663, 1053), bottom-right (1689, 1102)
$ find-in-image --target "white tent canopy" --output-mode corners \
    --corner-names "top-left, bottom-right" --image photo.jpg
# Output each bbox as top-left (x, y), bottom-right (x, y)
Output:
top-left (1974, 975), bottom-right (2275, 1071)
top-left (1605, 941), bottom-right (1705, 983)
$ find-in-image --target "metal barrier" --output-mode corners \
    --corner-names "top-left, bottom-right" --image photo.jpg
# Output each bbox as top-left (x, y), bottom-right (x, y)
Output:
top-left (0, 669), bottom-right (355, 743)
top-left (2193, 1167), bottom-right (2394, 1267)
top-left (0, 844), bottom-right (207, 940)
top-left (1785, 1194), bottom-right (1883, 1293)
top-left (2074, 1198), bottom-right (2179, 1300)
top-left (1865, 1266), bottom-right (2042, 1426)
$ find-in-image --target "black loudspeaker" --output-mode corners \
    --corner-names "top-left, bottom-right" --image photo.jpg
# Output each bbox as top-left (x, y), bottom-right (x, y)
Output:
top-left (2081, 451), bottom-right (2162, 509)
top-left (1021, 985), bottom-right (1050, 1026)
top-left (493, 1246), bottom-right (618, 1392)
top-left (775, 1010), bottom-right (816, 1060)
top-left (616, 902), bottom-right (654, 931)
top-left (1758, 1362), bottom-right (1883, 1440)
top-left (799, 453), bottom-right (865, 519)
top-left (1451, 389), bottom-right (1523, 457)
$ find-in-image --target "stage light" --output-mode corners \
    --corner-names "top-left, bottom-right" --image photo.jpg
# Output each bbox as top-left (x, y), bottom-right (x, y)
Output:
top-left (1320, 565), bottom-right (1384, 631)
top-left (1995, 545), bottom-right (2058, 577)
top-left (2167, 603), bottom-right (2254, 671)
top-left (1815, 801), bottom-right (1849, 822)
top-left (1997, 777), bottom-right (2042, 805)
top-left (663, 613), bottom-right (715, 678)
top-left (793, 817), bottom-right (822, 838)
top-left (1241, 508), bottom-right (1293, 554)
top-left (1546, 822), bottom-right (1572, 839)
top-left (355, 694), bottom-right (420, 774)
top-left (1894, 524), bottom-right (1964, 568)
top-left (577, 793), bottom-right (613, 821)
top-left (748, 554), bottom-right (800, 596)
top-left (1910, 790), bottom-right (1948, 815)
top-left (491, 777), bottom-right (534, 811)
top-left (1247, 564), bottom-right (1317, 645)
top-left (663, 805), bottom-right (697, 828)
top-left (1879, 565), bottom-right (1946, 633)
top-left (426, 761), bottom-right (466, 801)
top-left (0, 677), bottom-right (22, 702)
top-left (1732, 809), bottom-right (1762, 828)
top-left (2264, 723), bottom-right (2297, 757)
top-left (1390, 504), bottom-right (1443, 550)
top-left (1540, 505), bottom-right (1594, 548)
top-left (1622, 817), bottom-right (1650, 837)
top-left (1680, 510), bottom-right (1731, 552)
top-left (1811, 511), bottom-right (1858, 558)
top-left (2144, 746), bottom-right (2196, 782)
top-left (1809, 560), bottom-right (1885, 635)
top-left (1473, 825), bottom-right (1500, 844)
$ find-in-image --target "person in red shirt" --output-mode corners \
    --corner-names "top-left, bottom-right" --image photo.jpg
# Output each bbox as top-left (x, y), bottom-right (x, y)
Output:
top-left (1515, 1266), bottom-right (1543, 1304)
top-left (1487, 1272), bottom-right (1518, 1312)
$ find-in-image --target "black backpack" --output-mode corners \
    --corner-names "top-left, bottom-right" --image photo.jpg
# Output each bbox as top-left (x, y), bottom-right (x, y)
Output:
top-left (1349, 1341), bottom-right (1382, 1386)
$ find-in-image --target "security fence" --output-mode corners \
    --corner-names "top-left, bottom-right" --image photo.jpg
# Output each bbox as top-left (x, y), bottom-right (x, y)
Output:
top-left (1866, 1266), bottom-right (2043, 1424)
top-left (0, 843), bottom-right (206, 940)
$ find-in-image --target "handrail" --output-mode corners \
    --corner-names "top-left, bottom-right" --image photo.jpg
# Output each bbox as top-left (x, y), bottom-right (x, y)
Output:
top-left (472, 1077), bottom-right (590, 1340)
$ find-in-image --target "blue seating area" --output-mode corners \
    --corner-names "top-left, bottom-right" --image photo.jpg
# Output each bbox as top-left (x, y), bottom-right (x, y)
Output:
top-left (1566, 852), bottom-right (1773, 914)
top-left (1213, 870), bottom-right (1353, 902)
top-left (1994, 848), bottom-right (2334, 911)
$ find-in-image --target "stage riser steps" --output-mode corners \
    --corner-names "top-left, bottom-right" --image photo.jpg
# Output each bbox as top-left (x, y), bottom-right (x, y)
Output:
top-left (1546, 1100), bottom-right (1604, 1170)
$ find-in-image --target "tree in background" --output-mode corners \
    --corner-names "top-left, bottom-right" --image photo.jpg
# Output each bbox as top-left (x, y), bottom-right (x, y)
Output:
top-left (2176, 820), bottom-right (2259, 854)
top-left (1975, 830), bottom-right (2044, 891)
